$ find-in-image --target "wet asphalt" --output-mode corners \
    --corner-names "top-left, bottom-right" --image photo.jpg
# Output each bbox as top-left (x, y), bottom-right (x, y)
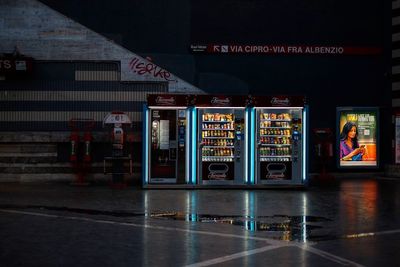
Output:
top-left (0, 177), bottom-right (399, 267)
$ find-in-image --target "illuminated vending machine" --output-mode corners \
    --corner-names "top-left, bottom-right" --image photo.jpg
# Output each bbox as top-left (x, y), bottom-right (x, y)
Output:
top-left (251, 96), bottom-right (308, 185)
top-left (143, 94), bottom-right (191, 185)
top-left (194, 95), bottom-right (249, 185)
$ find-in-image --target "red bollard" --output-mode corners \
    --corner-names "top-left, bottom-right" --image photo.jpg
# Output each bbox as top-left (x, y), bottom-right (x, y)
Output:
top-left (69, 118), bottom-right (94, 186)
top-left (83, 131), bottom-right (92, 163)
top-left (70, 131), bottom-right (89, 185)
top-left (69, 131), bottom-right (79, 162)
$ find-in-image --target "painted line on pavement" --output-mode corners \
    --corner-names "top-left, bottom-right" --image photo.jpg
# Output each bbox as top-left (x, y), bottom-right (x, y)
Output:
top-left (0, 209), bottom-right (365, 266)
top-left (186, 243), bottom-right (365, 267)
top-left (295, 244), bottom-right (365, 267)
top-left (185, 245), bottom-right (284, 267)
top-left (0, 209), bottom-right (59, 218)
top-left (0, 209), bottom-right (285, 245)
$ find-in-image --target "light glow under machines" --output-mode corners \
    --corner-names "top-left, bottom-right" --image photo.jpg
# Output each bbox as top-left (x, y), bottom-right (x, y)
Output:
top-left (185, 108), bottom-right (191, 184)
top-left (255, 107), bottom-right (305, 185)
top-left (198, 107), bottom-right (246, 185)
top-left (302, 106), bottom-right (308, 181)
top-left (191, 107), bottom-right (197, 184)
top-left (249, 107), bottom-right (256, 185)
top-left (244, 108), bottom-right (251, 184)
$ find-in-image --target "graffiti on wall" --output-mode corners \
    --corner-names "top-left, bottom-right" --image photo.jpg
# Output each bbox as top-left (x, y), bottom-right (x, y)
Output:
top-left (128, 57), bottom-right (177, 82)
top-left (121, 57), bottom-right (202, 93)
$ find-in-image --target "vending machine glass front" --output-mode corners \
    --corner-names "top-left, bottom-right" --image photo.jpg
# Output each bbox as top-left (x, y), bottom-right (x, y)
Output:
top-left (149, 109), bottom-right (177, 183)
top-left (198, 108), bottom-right (245, 184)
top-left (256, 108), bottom-right (303, 184)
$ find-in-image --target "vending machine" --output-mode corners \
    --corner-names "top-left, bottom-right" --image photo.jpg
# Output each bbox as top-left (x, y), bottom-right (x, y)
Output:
top-left (194, 95), bottom-right (249, 185)
top-left (143, 94), bottom-right (190, 185)
top-left (251, 96), bottom-right (308, 185)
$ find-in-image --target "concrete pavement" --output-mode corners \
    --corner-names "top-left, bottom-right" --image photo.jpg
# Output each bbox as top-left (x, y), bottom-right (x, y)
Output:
top-left (0, 177), bottom-right (399, 266)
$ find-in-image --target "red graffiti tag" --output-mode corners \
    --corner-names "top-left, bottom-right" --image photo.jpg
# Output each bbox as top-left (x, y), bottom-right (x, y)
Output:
top-left (129, 58), bottom-right (176, 82)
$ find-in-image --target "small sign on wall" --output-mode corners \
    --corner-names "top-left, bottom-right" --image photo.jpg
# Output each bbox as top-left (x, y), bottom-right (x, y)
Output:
top-left (0, 57), bottom-right (33, 73)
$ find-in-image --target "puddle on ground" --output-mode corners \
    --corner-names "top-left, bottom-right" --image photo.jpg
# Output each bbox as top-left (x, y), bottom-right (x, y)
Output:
top-left (0, 205), bottom-right (334, 242)
top-left (149, 212), bottom-right (334, 242)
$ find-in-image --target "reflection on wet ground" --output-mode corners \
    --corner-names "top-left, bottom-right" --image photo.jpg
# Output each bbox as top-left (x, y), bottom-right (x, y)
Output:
top-left (2, 178), bottom-right (398, 243)
top-left (0, 204), bottom-right (334, 242)
top-left (0, 181), bottom-right (399, 267)
top-left (150, 212), bottom-right (333, 242)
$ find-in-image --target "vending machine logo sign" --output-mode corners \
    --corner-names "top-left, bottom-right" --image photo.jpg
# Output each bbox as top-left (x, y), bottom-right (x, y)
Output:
top-left (155, 96), bottom-right (176, 106)
top-left (211, 97), bottom-right (231, 106)
top-left (271, 97), bottom-right (291, 107)
top-left (266, 163), bottom-right (287, 179)
top-left (207, 163), bottom-right (229, 180)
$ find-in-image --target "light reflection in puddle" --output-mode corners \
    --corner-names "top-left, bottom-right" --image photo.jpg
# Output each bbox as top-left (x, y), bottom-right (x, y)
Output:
top-left (148, 212), bottom-right (332, 242)
top-left (0, 204), bottom-right (385, 242)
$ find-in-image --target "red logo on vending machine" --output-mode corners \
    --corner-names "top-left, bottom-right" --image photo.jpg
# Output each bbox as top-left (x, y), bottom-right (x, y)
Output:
top-left (271, 97), bottom-right (291, 107)
top-left (155, 96), bottom-right (176, 106)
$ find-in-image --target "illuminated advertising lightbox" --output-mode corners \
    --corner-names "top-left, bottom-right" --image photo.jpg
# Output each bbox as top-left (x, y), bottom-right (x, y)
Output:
top-left (337, 108), bottom-right (379, 168)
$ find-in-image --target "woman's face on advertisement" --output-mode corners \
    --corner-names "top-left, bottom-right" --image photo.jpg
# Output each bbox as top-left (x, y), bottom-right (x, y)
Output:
top-left (348, 126), bottom-right (357, 139)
